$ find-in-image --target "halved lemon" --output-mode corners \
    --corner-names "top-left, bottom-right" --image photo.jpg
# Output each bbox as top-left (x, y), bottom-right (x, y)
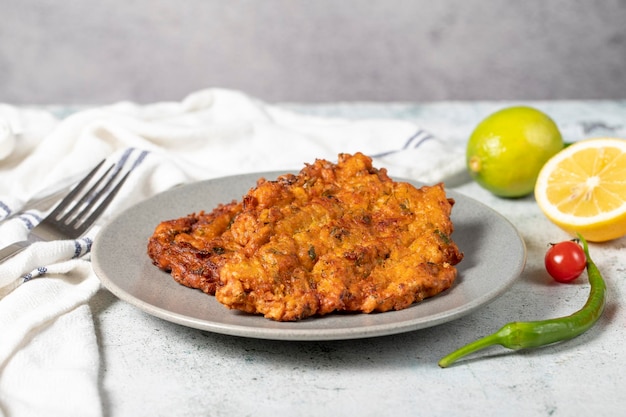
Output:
top-left (535, 137), bottom-right (626, 242)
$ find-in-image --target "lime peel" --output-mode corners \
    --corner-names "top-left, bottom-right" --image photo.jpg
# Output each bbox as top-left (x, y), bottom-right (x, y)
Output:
top-left (466, 106), bottom-right (564, 198)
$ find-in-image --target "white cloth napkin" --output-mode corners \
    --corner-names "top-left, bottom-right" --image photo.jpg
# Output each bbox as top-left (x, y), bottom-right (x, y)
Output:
top-left (0, 88), bottom-right (466, 417)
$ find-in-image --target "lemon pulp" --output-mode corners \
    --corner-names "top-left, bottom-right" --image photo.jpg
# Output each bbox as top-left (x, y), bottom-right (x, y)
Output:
top-left (535, 137), bottom-right (626, 242)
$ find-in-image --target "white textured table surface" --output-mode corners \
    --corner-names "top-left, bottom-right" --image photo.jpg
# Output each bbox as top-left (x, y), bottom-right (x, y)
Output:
top-left (89, 101), bottom-right (626, 417)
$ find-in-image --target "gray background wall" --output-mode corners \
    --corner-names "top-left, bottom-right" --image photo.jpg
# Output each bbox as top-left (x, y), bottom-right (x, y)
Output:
top-left (2, 0), bottom-right (626, 105)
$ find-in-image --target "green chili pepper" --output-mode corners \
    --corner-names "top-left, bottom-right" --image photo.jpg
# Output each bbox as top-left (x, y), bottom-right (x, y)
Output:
top-left (438, 233), bottom-right (606, 368)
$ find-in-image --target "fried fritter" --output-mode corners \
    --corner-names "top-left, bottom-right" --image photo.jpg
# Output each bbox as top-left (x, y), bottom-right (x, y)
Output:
top-left (148, 153), bottom-right (463, 321)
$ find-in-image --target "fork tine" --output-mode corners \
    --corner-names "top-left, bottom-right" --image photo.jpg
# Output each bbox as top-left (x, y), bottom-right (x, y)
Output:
top-left (71, 169), bottom-right (132, 235)
top-left (47, 160), bottom-right (107, 220)
top-left (58, 163), bottom-right (120, 225)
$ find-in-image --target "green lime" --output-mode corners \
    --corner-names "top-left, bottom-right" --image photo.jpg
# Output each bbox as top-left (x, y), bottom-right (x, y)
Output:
top-left (466, 106), bottom-right (564, 198)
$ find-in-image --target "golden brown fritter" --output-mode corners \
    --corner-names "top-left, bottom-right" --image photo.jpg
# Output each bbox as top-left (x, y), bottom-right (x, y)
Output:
top-left (148, 153), bottom-right (463, 321)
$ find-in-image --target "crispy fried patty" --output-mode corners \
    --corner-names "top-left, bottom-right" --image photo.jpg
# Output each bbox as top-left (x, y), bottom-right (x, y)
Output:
top-left (148, 153), bottom-right (463, 321)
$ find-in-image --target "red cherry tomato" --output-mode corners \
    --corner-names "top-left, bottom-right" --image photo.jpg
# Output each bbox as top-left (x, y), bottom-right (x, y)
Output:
top-left (545, 240), bottom-right (587, 283)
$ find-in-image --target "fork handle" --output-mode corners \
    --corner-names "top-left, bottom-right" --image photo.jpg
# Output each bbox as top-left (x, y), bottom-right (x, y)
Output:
top-left (0, 241), bottom-right (30, 264)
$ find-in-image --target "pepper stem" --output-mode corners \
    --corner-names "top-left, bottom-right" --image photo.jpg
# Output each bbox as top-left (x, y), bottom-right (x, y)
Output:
top-left (438, 331), bottom-right (503, 368)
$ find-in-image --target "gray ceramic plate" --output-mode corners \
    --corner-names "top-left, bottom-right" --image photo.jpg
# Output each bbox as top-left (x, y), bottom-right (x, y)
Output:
top-left (92, 172), bottom-right (526, 341)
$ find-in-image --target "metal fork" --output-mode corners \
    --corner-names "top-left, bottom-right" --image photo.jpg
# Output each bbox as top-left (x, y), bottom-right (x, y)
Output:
top-left (0, 160), bottom-right (131, 263)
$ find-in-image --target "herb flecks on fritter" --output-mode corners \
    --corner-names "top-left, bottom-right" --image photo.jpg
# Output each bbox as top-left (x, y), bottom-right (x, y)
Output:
top-left (148, 153), bottom-right (463, 321)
